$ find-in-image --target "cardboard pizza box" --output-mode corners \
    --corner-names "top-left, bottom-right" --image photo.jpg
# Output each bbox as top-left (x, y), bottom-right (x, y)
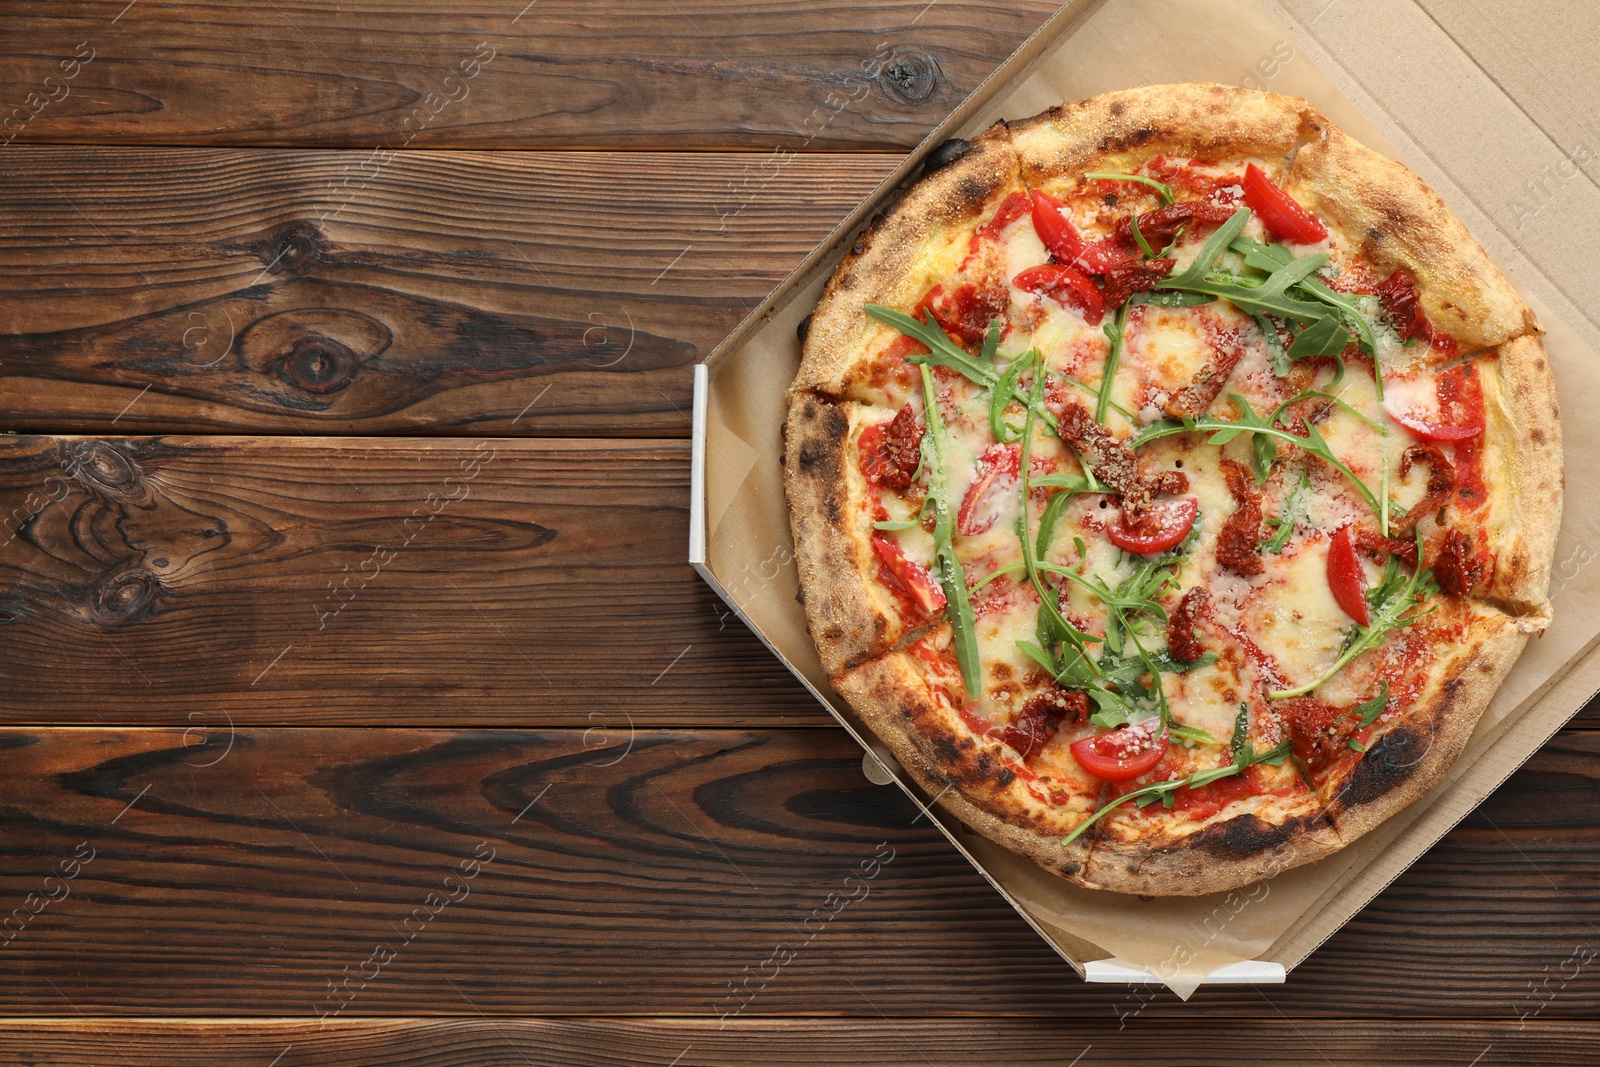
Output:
top-left (689, 0), bottom-right (1600, 996)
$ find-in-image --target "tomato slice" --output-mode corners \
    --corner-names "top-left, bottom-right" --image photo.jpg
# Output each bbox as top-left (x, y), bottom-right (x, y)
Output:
top-left (1013, 263), bottom-right (1105, 325)
top-left (1383, 376), bottom-right (1484, 441)
top-left (870, 533), bottom-right (946, 614)
top-left (1241, 162), bottom-right (1328, 244)
top-left (1105, 496), bottom-right (1198, 555)
top-left (1326, 526), bottom-right (1370, 626)
top-left (1030, 191), bottom-right (1086, 264)
top-left (1070, 724), bottom-right (1170, 781)
top-left (956, 444), bottom-right (1020, 536)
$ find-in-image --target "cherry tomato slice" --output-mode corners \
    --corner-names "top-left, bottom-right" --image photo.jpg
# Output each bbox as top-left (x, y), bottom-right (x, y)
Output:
top-left (1241, 163), bottom-right (1329, 244)
top-left (1383, 382), bottom-right (1484, 442)
top-left (1105, 496), bottom-right (1198, 555)
top-left (1013, 263), bottom-right (1105, 325)
top-left (1070, 724), bottom-right (1170, 781)
top-left (1030, 190), bottom-right (1086, 264)
top-left (1326, 526), bottom-right (1370, 627)
top-left (956, 444), bottom-right (1020, 536)
top-left (871, 533), bottom-right (946, 615)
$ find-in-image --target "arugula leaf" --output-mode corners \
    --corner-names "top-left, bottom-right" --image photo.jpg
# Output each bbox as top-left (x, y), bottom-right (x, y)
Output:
top-left (1129, 215), bottom-right (1158, 259)
top-left (1084, 171), bottom-right (1176, 205)
top-left (1017, 365), bottom-right (1103, 681)
top-left (1263, 471), bottom-right (1310, 553)
top-left (1135, 394), bottom-right (1382, 519)
top-left (917, 363), bottom-right (983, 699)
top-left (970, 561), bottom-right (1024, 593)
top-left (1159, 207), bottom-right (1252, 288)
top-left (988, 336), bottom-right (1028, 444)
top-left (1156, 209), bottom-right (1332, 325)
top-left (1354, 681), bottom-right (1390, 728)
top-left (1286, 313), bottom-right (1353, 361)
top-left (1230, 704), bottom-right (1250, 759)
top-left (1170, 722), bottom-right (1219, 748)
top-left (1097, 302), bottom-right (1129, 423)
top-left (1268, 535), bottom-right (1439, 699)
top-left (1255, 313), bottom-right (1289, 378)
top-left (1034, 477), bottom-right (1087, 559)
top-left (867, 305), bottom-right (1062, 432)
top-left (1231, 234), bottom-right (1378, 361)
top-left (1061, 736), bottom-right (1292, 845)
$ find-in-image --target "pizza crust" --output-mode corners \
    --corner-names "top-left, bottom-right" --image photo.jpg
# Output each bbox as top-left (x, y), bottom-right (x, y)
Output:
top-left (1320, 608), bottom-right (1527, 843)
top-left (1079, 806), bottom-right (1342, 898)
top-left (833, 647), bottom-right (1094, 879)
top-left (783, 392), bottom-right (922, 675)
top-left (1284, 120), bottom-right (1539, 349)
top-left (1479, 335), bottom-right (1563, 628)
top-left (1009, 81), bottom-right (1313, 187)
top-left (794, 120), bottom-right (1022, 398)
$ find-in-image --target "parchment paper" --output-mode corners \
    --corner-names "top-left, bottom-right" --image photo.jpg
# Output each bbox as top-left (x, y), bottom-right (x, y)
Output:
top-left (699, 0), bottom-right (1600, 997)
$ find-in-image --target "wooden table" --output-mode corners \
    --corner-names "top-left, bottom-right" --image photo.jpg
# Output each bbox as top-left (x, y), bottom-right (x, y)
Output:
top-left (1, 3), bottom-right (1596, 1063)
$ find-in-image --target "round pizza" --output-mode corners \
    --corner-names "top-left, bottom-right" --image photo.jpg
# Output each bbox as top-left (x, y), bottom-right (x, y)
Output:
top-left (782, 83), bottom-right (1561, 896)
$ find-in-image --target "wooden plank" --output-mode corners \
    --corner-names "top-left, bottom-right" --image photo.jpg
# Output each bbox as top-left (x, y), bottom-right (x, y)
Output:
top-left (1, 724), bottom-right (1598, 1018)
top-left (2, 430), bottom-right (1595, 731)
top-left (0, 1017), bottom-right (1594, 1065)
top-left (0, 1), bottom-right (1054, 149)
top-left (0, 435), bottom-right (821, 726)
top-left (0, 147), bottom-right (891, 436)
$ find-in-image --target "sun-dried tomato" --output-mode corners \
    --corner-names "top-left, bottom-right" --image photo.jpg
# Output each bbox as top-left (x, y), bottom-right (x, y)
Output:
top-left (1098, 257), bottom-right (1175, 310)
top-left (1377, 267), bottom-right (1453, 351)
top-left (924, 282), bottom-right (1010, 346)
top-left (1434, 528), bottom-right (1486, 597)
top-left (1392, 443), bottom-right (1457, 532)
top-left (1163, 341), bottom-right (1248, 420)
top-left (860, 404), bottom-right (922, 489)
top-left (1166, 587), bottom-right (1210, 664)
top-left (1354, 529), bottom-right (1419, 566)
top-left (1285, 696), bottom-right (1344, 766)
top-left (1214, 459), bottom-right (1265, 576)
top-left (1114, 200), bottom-right (1237, 250)
top-left (1001, 689), bottom-right (1090, 762)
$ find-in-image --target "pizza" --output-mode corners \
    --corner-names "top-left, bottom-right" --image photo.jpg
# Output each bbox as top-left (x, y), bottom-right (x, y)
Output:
top-left (782, 83), bottom-right (1561, 896)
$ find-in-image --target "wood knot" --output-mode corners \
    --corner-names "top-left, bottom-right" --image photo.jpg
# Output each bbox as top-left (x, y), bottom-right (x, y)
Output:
top-left (0, 593), bottom-right (32, 625)
top-left (94, 567), bottom-right (161, 624)
top-left (63, 441), bottom-right (144, 501)
top-left (877, 47), bottom-right (942, 103)
top-left (278, 335), bottom-right (359, 394)
top-left (237, 309), bottom-right (391, 401)
top-left (261, 221), bottom-right (326, 277)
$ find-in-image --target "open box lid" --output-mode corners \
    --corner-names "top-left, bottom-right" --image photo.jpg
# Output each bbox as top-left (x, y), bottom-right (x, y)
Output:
top-left (690, 0), bottom-right (1600, 994)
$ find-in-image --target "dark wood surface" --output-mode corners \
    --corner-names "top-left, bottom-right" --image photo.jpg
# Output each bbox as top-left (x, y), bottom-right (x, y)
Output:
top-left (1, 725), bottom-right (1599, 1019)
top-left (0, 1), bottom-right (1056, 149)
top-left (2, 1019), bottom-right (1597, 1066)
top-left (0, 147), bottom-right (902, 436)
top-left (1, 2), bottom-right (1594, 1064)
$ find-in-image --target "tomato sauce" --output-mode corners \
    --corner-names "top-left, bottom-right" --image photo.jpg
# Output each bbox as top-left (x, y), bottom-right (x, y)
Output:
top-left (1441, 362), bottom-right (1487, 511)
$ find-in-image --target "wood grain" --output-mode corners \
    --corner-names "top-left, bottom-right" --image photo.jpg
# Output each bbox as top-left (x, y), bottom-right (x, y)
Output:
top-left (0, 2), bottom-right (1055, 149)
top-left (1, 724), bottom-right (1599, 1018)
top-left (4, 431), bottom-right (1594, 730)
top-left (0, 1017), bottom-right (1593, 1065)
top-left (0, 434), bottom-right (822, 726)
top-left (0, 147), bottom-right (892, 436)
